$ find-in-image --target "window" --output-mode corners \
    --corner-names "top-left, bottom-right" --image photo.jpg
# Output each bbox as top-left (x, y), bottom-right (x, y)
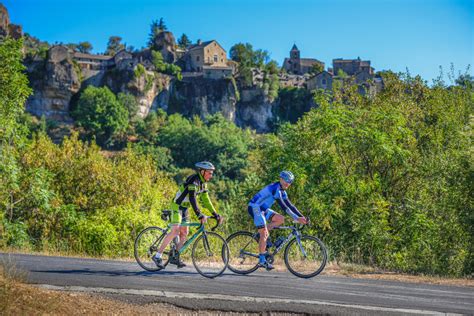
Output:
top-left (214, 55), bottom-right (218, 62)
top-left (196, 55), bottom-right (200, 61)
top-left (322, 79), bottom-right (327, 85)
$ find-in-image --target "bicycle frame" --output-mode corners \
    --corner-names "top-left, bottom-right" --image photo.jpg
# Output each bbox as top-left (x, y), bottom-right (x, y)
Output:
top-left (270, 225), bottom-right (302, 256)
top-left (157, 222), bottom-right (209, 255)
top-left (240, 225), bottom-right (304, 259)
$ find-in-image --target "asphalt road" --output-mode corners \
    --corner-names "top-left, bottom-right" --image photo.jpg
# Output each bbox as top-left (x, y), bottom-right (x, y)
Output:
top-left (1, 253), bottom-right (473, 315)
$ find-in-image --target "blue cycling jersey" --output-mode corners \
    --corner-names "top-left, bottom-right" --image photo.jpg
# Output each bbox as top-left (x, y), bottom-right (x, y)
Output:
top-left (249, 182), bottom-right (303, 220)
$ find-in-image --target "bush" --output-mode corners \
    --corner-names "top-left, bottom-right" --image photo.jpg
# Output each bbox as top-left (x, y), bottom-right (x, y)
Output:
top-left (72, 86), bottom-right (129, 147)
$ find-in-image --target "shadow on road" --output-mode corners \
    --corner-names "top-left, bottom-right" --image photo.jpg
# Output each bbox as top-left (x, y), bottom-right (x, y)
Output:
top-left (31, 268), bottom-right (251, 279)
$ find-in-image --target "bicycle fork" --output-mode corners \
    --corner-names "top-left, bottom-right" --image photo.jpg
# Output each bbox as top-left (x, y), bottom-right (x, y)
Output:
top-left (295, 235), bottom-right (308, 258)
top-left (202, 232), bottom-right (213, 256)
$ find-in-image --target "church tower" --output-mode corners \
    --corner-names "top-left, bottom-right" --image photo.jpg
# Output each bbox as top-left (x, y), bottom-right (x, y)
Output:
top-left (290, 44), bottom-right (301, 74)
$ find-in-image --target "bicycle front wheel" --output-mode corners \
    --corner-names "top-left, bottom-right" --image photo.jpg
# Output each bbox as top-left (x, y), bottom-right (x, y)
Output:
top-left (191, 232), bottom-right (229, 278)
top-left (134, 226), bottom-right (168, 272)
top-left (284, 235), bottom-right (327, 278)
top-left (225, 231), bottom-right (260, 275)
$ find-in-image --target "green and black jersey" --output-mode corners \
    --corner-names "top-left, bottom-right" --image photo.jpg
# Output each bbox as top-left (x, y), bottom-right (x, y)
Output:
top-left (173, 173), bottom-right (217, 219)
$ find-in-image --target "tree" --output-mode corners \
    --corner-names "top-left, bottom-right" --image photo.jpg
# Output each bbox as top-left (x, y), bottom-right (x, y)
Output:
top-left (72, 86), bottom-right (129, 147)
top-left (178, 33), bottom-right (191, 49)
top-left (77, 41), bottom-right (93, 54)
top-left (148, 18), bottom-right (167, 48)
top-left (23, 33), bottom-right (50, 60)
top-left (65, 43), bottom-right (78, 52)
top-left (117, 92), bottom-right (139, 120)
top-left (0, 37), bottom-right (32, 238)
top-left (151, 50), bottom-right (182, 80)
top-left (455, 73), bottom-right (473, 89)
top-left (157, 18), bottom-right (167, 32)
top-left (105, 36), bottom-right (125, 56)
top-left (151, 50), bottom-right (166, 72)
top-left (309, 63), bottom-right (324, 75)
top-left (230, 42), bottom-right (272, 86)
top-left (0, 37), bottom-right (32, 144)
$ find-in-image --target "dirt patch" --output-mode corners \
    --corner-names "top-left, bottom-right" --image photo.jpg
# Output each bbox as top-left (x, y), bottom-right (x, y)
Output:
top-left (0, 263), bottom-right (298, 315)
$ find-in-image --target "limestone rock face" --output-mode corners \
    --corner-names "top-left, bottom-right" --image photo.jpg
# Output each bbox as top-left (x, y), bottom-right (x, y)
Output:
top-left (152, 31), bottom-right (177, 63)
top-left (166, 77), bottom-right (238, 122)
top-left (0, 4), bottom-right (10, 36)
top-left (236, 87), bottom-right (275, 132)
top-left (25, 46), bottom-right (81, 121)
top-left (102, 66), bottom-right (172, 118)
top-left (0, 3), bottom-right (22, 39)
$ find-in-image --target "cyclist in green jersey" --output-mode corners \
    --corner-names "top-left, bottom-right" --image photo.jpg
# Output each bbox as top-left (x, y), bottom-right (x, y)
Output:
top-left (152, 161), bottom-right (224, 268)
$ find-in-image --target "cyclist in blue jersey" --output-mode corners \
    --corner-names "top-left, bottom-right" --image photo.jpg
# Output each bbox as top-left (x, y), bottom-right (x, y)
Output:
top-left (248, 170), bottom-right (307, 270)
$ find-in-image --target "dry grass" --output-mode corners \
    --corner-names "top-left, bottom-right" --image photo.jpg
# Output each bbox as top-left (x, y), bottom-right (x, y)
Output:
top-left (0, 256), bottom-right (188, 315)
top-left (323, 261), bottom-right (474, 287)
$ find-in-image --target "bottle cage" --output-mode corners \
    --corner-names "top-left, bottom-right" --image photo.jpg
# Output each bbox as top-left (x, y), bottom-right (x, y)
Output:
top-left (161, 209), bottom-right (171, 221)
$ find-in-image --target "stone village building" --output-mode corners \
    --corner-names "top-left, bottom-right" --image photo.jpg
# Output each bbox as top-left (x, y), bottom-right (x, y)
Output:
top-left (282, 44), bottom-right (324, 75)
top-left (179, 40), bottom-right (234, 79)
top-left (332, 57), bottom-right (374, 76)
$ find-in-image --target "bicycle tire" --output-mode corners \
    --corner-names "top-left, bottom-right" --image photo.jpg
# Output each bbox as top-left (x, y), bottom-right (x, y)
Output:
top-left (284, 235), bottom-right (327, 278)
top-left (191, 231), bottom-right (229, 278)
top-left (225, 231), bottom-right (260, 275)
top-left (134, 226), bottom-right (169, 272)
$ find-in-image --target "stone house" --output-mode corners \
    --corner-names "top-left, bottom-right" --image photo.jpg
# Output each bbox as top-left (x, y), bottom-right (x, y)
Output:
top-left (306, 71), bottom-right (333, 91)
top-left (332, 57), bottom-right (374, 76)
top-left (282, 44), bottom-right (324, 75)
top-left (182, 40), bottom-right (228, 71)
top-left (180, 40), bottom-right (233, 79)
top-left (73, 51), bottom-right (114, 71)
top-left (113, 50), bottom-right (133, 65)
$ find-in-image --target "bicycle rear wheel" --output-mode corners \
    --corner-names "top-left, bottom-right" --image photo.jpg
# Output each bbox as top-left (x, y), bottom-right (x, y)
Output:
top-left (134, 226), bottom-right (169, 271)
top-left (284, 235), bottom-right (327, 278)
top-left (191, 231), bottom-right (229, 278)
top-left (226, 231), bottom-right (260, 275)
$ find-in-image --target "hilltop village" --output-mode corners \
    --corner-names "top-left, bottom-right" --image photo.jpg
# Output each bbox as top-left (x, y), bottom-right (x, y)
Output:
top-left (1, 3), bottom-right (383, 132)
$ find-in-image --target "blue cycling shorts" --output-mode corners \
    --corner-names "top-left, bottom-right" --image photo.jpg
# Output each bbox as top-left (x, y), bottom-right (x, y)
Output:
top-left (248, 205), bottom-right (276, 229)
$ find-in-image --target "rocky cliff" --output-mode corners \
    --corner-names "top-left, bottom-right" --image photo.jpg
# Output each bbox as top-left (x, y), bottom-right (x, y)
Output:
top-left (18, 24), bottom-right (313, 132)
top-left (24, 48), bottom-right (312, 132)
top-left (0, 3), bottom-right (22, 39)
top-left (25, 46), bottom-right (80, 122)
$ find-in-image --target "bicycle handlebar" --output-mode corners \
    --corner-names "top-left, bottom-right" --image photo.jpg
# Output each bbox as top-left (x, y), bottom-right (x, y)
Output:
top-left (201, 215), bottom-right (221, 231)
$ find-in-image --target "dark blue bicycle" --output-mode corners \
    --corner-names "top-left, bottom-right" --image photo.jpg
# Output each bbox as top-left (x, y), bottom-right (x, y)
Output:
top-left (226, 220), bottom-right (327, 278)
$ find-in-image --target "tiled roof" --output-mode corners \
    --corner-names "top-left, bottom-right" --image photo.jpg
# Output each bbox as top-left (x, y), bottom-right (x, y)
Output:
top-left (73, 52), bottom-right (113, 61)
top-left (188, 40), bottom-right (215, 51)
top-left (300, 58), bottom-right (323, 66)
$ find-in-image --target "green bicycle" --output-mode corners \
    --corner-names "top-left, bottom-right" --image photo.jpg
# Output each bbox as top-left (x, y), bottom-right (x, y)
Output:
top-left (134, 212), bottom-right (229, 278)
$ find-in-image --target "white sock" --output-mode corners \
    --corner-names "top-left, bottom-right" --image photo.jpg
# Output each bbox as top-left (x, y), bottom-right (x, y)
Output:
top-left (155, 252), bottom-right (162, 259)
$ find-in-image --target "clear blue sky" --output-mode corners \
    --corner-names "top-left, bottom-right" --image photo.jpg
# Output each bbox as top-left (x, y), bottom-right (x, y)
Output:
top-left (5, 0), bottom-right (473, 82)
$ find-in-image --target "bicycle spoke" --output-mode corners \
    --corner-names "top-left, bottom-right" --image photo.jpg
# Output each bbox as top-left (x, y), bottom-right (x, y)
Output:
top-left (134, 226), bottom-right (168, 272)
top-left (192, 232), bottom-right (229, 278)
top-left (226, 231), bottom-right (260, 275)
top-left (284, 235), bottom-right (327, 278)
